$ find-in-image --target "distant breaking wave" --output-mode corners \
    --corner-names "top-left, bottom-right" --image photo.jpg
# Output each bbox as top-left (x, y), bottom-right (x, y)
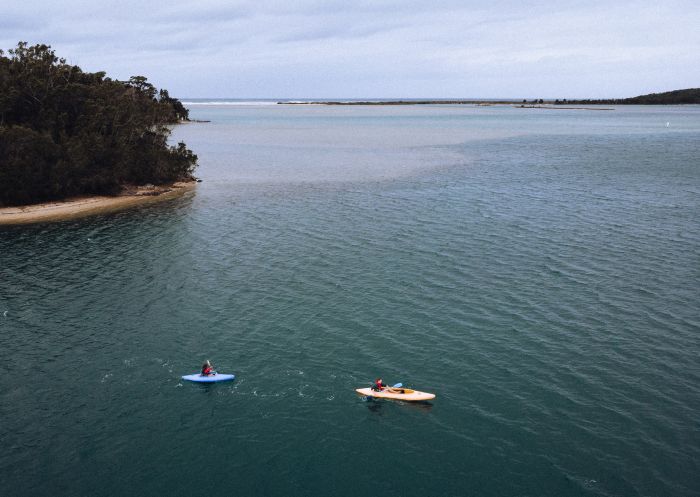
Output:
top-left (182, 100), bottom-right (281, 106)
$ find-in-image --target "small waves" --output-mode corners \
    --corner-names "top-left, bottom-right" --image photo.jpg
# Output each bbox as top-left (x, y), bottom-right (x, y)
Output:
top-left (182, 100), bottom-right (281, 106)
top-left (2, 105), bottom-right (700, 497)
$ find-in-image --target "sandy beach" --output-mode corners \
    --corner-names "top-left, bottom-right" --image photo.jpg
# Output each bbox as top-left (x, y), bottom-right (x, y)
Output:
top-left (0, 181), bottom-right (196, 225)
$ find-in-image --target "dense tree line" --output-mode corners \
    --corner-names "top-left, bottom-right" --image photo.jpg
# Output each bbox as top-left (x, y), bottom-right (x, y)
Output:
top-left (0, 42), bottom-right (197, 206)
top-left (555, 88), bottom-right (700, 105)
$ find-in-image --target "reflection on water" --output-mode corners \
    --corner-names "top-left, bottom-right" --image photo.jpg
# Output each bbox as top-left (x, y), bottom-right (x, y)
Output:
top-left (365, 400), bottom-right (434, 415)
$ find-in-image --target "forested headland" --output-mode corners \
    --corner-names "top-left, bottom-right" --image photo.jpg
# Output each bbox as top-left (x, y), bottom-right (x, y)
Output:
top-left (555, 88), bottom-right (700, 105)
top-left (0, 42), bottom-right (197, 207)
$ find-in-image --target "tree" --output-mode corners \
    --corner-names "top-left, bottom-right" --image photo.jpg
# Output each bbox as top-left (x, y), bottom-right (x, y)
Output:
top-left (0, 42), bottom-right (197, 206)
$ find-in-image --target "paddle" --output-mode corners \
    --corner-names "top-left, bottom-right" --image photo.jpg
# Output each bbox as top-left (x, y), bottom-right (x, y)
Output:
top-left (392, 383), bottom-right (402, 388)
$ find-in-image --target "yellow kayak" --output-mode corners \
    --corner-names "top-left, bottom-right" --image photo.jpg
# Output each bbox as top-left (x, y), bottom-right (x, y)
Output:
top-left (355, 387), bottom-right (435, 402)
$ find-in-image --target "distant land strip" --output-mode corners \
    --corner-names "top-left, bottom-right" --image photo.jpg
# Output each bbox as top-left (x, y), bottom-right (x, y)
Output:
top-left (284, 100), bottom-right (518, 105)
top-left (282, 100), bottom-right (515, 105)
top-left (282, 101), bottom-right (613, 110)
top-left (280, 88), bottom-right (700, 106)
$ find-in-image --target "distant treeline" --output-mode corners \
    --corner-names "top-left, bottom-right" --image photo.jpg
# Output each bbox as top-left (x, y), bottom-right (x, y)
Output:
top-left (555, 88), bottom-right (700, 105)
top-left (285, 88), bottom-right (700, 107)
top-left (0, 42), bottom-right (197, 206)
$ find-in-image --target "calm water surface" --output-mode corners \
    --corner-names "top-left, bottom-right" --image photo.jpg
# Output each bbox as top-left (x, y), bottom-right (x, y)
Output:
top-left (1, 104), bottom-right (699, 496)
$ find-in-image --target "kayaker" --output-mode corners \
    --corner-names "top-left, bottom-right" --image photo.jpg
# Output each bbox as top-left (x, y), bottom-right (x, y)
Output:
top-left (201, 360), bottom-right (215, 376)
top-left (372, 378), bottom-right (387, 391)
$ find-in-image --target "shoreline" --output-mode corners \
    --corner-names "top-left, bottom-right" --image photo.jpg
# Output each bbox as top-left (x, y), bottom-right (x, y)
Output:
top-left (513, 105), bottom-right (614, 111)
top-left (0, 181), bottom-right (197, 225)
top-left (280, 100), bottom-right (616, 110)
top-left (281, 100), bottom-right (518, 106)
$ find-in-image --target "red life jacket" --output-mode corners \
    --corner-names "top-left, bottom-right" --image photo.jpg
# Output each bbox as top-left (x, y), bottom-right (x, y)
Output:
top-left (202, 366), bottom-right (213, 375)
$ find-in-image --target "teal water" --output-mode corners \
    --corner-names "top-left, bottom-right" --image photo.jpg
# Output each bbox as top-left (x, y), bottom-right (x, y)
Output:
top-left (1, 104), bottom-right (699, 496)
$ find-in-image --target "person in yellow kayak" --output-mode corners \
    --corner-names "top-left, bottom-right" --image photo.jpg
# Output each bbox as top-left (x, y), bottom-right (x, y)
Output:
top-left (372, 378), bottom-right (387, 391)
top-left (372, 378), bottom-right (404, 393)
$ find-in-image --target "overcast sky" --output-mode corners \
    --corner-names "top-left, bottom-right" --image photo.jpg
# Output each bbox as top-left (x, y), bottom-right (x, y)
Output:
top-left (3, 0), bottom-right (698, 98)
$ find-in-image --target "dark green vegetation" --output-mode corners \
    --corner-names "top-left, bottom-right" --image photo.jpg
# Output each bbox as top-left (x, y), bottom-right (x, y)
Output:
top-left (556, 88), bottom-right (700, 105)
top-left (0, 42), bottom-right (197, 206)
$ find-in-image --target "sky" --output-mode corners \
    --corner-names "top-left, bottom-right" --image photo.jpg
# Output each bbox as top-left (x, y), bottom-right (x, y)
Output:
top-left (2, 0), bottom-right (698, 99)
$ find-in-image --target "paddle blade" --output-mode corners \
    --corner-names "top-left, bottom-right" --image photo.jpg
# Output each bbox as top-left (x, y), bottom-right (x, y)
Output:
top-left (392, 383), bottom-right (403, 388)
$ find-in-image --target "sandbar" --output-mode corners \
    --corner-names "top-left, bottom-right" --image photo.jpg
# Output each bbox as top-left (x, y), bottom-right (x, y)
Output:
top-left (0, 181), bottom-right (196, 225)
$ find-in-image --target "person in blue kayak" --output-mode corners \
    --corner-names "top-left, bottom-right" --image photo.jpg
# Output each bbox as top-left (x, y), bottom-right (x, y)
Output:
top-left (201, 360), bottom-right (216, 376)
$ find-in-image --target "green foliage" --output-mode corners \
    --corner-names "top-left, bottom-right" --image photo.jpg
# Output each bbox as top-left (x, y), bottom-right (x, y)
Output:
top-left (555, 88), bottom-right (700, 105)
top-left (0, 42), bottom-right (197, 206)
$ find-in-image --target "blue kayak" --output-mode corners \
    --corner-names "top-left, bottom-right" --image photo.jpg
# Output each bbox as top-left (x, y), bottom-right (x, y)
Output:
top-left (182, 373), bottom-right (235, 383)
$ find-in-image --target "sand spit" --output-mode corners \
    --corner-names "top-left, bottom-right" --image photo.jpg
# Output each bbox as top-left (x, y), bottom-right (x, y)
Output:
top-left (0, 181), bottom-right (196, 225)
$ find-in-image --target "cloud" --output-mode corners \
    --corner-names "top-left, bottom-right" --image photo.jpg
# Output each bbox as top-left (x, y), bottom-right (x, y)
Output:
top-left (2, 0), bottom-right (699, 97)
